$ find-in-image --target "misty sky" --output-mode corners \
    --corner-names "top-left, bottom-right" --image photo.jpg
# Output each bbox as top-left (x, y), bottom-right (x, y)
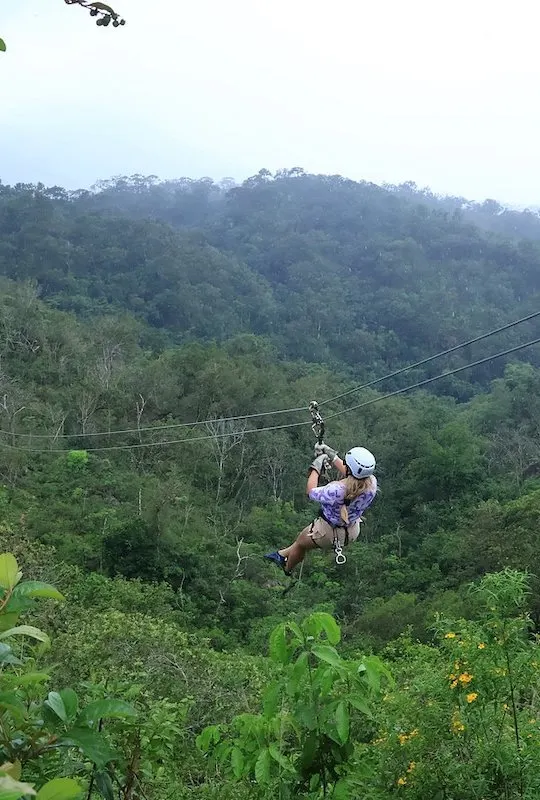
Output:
top-left (2, 0), bottom-right (540, 205)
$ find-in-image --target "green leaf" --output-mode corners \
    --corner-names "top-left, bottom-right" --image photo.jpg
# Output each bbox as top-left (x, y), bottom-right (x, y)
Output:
top-left (36, 778), bottom-right (81, 800)
top-left (254, 748), bottom-right (271, 785)
top-left (304, 612), bottom-right (341, 645)
top-left (0, 764), bottom-right (21, 781)
top-left (311, 644), bottom-right (342, 668)
top-left (333, 778), bottom-right (352, 799)
top-left (335, 701), bottom-right (350, 744)
top-left (196, 725), bottom-right (220, 753)
top-left (0, 555), bottom-right (19, 591)
top-left (94, 772), bottom-right (113, 800)
top-left (268, 743), bottom-right (291, 771)
top-left (0, 692), bottom-right (26, 717)
top-left (269, 623), bottom-right (288, 664)
top-left (59, 689), bottom-right (78, 721)
top-left (231, 747), bottom-right (244, 779)
top-left (0, 614), bottom-right (19, 633)
top-left (2, 672), bottom-right (49, 689)
top-left (0, 775), bottom-right (35, 799)
top-left (60, 729), bottom-right (117, 768)
top-left (45, 692), bottom-right (67, 722)
top-left (0, 40), bottom-right (6, 53)
top-left (358, 655), bottom-right (393, 692)
top-left (12, 582), bottom-right (64, 602)
top-left (347, 696), bottom-right (373, 718)
top-left (0, 626), bottom-right (49, 645)
top-left (77, 698), bottom-right (135, 725)
top-left (299, 733), bottom-right (318, 770)
top-left (291, 650), bottom-right (308, 686)
top-left (262, 682), bottom-right (280, 718)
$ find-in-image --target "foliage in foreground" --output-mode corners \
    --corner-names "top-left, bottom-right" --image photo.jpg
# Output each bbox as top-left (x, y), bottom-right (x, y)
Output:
top-left (200, 570), bottom-right (540, 799)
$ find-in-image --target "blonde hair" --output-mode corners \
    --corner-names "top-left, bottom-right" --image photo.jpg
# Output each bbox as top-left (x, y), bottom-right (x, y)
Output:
top-left (340, 475), bottom-right (374, 525)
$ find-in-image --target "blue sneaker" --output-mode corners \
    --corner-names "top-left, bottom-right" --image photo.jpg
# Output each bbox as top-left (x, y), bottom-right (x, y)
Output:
top-left (264, 551), bottom-right (287, 571)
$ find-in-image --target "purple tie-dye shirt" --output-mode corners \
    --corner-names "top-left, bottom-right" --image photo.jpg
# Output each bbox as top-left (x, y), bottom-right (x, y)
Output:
top-left (309, 477), bottom-right (377, 527)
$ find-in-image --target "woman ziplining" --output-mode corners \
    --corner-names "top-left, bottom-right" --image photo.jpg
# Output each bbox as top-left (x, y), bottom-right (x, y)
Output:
top-left (265, 442), bottom-right (377, 576)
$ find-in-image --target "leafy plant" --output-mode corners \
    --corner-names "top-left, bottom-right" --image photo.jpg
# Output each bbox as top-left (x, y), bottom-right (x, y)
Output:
top-left (198, 611), bottom-right (392, 797)
top-left (0, 553), bottom-right (136, 799)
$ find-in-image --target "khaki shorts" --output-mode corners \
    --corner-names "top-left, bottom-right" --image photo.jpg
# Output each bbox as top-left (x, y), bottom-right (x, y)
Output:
top-left (305, 517), bottom-right (360, 550)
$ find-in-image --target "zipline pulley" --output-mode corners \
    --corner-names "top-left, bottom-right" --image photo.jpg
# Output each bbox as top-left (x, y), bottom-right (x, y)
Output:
top-left (309, 400), bottom-right (331, 481)
top-left (309, 401), bottom-right (325, 444)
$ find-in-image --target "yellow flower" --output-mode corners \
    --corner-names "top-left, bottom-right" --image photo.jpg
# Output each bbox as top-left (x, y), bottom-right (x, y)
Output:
top-left (397, 776), bottom-right (407, 786)
top-left (503, 703), bottom-right (509, 711)
top-left (466, 692), bottom-right (478, 703)
top-left (458, 672), bottom-right (473, 685)
top-left (445, 632), bottom-right (456, 639)
top-left (451, 711), bottom-right (465, 733)
top-left (478, 642), bottom-right (486, 649)
top-left (407, 761), bottom-right (416, 773)
top-left (398, 729), bottom-right (419, 745)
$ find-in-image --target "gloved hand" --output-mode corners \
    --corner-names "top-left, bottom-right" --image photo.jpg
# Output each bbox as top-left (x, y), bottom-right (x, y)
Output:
top-left (309, 454), bottom-right (330, 475)
top-left (314, 442), bottom-right (338, 462)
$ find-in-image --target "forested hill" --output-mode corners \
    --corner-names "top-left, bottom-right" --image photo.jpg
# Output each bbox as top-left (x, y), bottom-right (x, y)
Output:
top-left (1, 170), bottom-right (540, 388)
top-left (2, 170), bottom-right (540, 797)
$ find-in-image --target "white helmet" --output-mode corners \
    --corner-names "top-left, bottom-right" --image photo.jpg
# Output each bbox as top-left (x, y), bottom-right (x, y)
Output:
top-left (345, 447), bottom-right (376, 479)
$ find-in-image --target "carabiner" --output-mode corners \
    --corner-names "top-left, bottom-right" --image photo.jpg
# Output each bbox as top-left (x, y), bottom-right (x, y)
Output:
top-left (333, 539), bottom-right (347, 565)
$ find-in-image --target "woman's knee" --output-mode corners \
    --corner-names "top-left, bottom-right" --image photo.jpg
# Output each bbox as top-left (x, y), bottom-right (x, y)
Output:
top-left (297, 530), bottom-right (317, 550)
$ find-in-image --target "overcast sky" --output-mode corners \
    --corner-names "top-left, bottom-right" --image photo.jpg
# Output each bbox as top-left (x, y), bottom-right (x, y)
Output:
top-left (2, 0), bottom-right (539, 205)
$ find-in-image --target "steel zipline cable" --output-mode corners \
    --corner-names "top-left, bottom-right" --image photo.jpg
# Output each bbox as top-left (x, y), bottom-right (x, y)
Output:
top-left (3, 309), bottom-right (540, 442)
top-left (2, 335), bottom-right (539, 453)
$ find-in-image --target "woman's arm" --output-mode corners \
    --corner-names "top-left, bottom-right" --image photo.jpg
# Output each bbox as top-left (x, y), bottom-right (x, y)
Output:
top-left (306, 468), bottom-right (319, 495)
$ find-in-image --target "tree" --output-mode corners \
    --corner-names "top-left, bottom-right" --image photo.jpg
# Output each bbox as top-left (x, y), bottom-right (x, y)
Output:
top-left (1, 1), bottom-right (125, 53)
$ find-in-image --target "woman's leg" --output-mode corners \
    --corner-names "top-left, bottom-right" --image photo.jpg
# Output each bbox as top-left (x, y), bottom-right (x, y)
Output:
top-left (278, 527), bottom-right (317, 573)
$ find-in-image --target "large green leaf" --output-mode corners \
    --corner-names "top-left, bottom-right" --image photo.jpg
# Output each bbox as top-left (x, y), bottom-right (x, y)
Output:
top-left (12, 582), bottom-right (64, 602)
top-left (0, 555), bottom-right (19, 591)
top-left (0, 774), bottom-right (35, 799)
top-left (262, 682), bottom-right (280, 718)
top-left (60, 729), bottom-right (117, 768)
top-left (196, 725), bottom-right (220, 753)
top-left (311, 644), bottom-right (342, 668)
top-left (0, 40), bottom-right (6, 53)
top-left (305, 612), bottom-right (341, 645)
top-left (269, 623), bottom-right (288, 664)
top-left (0, 765), bottom-right (21, 781)
top-left (254, 748), bottom-right (271, 785)
top-left (335, 701), bottom-right (350, 744)
top-left (36, 778), bottom-right (82, 800)
top-left (0, 626), bottom-right (49, 645)
top-left (45, 692), bottom-right (67, 722)
top-left (268, 743), bottom-right (291, 771)
top-left (59, 689), bottom-right (78, 722)
top-left (231, 747), bottom-right (244, 779)
top-left (0, 614), bottom-right (19, 633)
top-left (77, 698), bottom-right (136, 725)
top-left (2, 672), bottom-right (49, 689)
top-left (94, 772), bottom-right (113, 800)
top-left (0, 692), bottom-right (26, 717)
top-left (347, 695), bottom-right (373, 718)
